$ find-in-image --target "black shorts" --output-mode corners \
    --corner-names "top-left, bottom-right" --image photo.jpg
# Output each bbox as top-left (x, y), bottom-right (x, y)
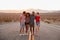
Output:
top-left (25, 22), bottom-right (30, 25)
top-left (30, 22), bottom-right (34, 27)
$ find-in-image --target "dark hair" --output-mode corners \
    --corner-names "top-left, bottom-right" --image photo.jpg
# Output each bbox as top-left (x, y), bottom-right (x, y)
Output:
top-left (26, 13), bottom-right (30, 17)
top-left (37, 12), bottom-right (39, 14)
top-left (27, 12), bottom-right (30, 16)
top-left (32, 11), bottom-right (35, 13)
top-left (32, 11), bottom-right (35, 16)
top-left (23, 11), bottom-right (26, 14)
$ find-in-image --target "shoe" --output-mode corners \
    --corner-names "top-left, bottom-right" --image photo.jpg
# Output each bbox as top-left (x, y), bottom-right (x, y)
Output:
top-left (24, 33), bottom-right (28, 35)
top-left (19, 33), bottom-right (24, 36)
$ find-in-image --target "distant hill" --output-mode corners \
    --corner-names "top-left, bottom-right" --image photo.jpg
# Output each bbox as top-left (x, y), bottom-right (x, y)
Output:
top-left (0, 9), bottom-right (60, 13)
top-left (0, 9), bottom-right (60, 16)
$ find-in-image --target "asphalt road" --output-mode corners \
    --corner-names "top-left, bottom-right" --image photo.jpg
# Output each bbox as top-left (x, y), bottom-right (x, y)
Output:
top-left (0, 21), bottom-right (60, 40)
top-left (40, 21), bottom-right (60, 40)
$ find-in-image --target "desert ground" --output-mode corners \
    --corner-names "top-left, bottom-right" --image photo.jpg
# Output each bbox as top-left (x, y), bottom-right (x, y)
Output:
top-left (0, 21), bottom-right (60, 40)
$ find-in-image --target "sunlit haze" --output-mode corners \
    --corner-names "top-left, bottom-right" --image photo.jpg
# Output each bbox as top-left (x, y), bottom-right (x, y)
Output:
top-left (0, 0), bottom-right (60, 10)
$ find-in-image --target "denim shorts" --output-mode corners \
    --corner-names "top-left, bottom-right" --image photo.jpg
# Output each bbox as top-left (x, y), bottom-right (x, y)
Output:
top-left (20, 22), bottom-right (25, 28)
top-left (36, 22), bottom-right (40, 27)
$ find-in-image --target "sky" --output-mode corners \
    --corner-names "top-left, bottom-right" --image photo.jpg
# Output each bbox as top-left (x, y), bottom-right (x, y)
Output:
top-left (0, 0), bottom-right (60, 10)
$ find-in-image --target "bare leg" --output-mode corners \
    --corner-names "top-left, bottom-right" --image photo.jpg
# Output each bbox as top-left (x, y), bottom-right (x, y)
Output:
top-left (22, 27), bottom-right (24, 33)
top-left (26, 25), bottom-right (28, 33)
top-left (38, 27), bottom-right (40, 34)
top-left (20, 28), bottom-right (22, 33)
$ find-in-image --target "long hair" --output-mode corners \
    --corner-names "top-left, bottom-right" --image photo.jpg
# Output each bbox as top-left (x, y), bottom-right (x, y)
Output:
top-left (26, 12), bottom-right (30, 17)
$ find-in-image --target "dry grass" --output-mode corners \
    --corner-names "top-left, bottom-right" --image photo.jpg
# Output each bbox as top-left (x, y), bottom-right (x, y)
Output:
top-left (41, 15), bottom-right (60, 24)
top-left (0, 13), bottom-right (60, 23)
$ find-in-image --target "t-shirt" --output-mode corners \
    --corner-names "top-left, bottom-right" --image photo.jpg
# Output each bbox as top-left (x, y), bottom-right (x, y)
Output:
top-left (30, 15), bottom-right (35, 24)
top-left (20, 14), bottom-right (25, 23)
top-left (35, 16), bottom-right (40, 22)
top-left (25, 17), bottom-right (30, 23)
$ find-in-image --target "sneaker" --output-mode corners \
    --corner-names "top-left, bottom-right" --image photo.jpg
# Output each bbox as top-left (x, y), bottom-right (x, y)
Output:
top-left (24, 33), bottom-right (28, 35)
top-left (19, 33), bottom-right (24, 36)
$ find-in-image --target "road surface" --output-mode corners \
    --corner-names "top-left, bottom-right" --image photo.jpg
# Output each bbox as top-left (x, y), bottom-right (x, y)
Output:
top-left (0, 21), bottom-right (60, 40)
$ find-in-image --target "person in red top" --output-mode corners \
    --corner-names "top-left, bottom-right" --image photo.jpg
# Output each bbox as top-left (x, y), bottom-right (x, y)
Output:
top-left (35, 12), bottom-right (40, 35)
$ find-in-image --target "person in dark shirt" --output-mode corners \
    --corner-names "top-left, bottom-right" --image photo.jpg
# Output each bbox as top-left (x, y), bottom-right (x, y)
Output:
top-left (30, 11), bottom-right (35, 35)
